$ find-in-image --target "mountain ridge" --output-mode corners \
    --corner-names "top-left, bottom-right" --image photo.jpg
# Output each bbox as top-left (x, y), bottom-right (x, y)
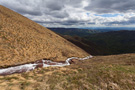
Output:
top-left (0, 5), bottom-right (89, 67)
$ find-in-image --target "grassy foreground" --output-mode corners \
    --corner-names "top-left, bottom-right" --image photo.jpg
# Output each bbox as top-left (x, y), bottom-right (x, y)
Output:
top-left (0, 54), bottom-right (135, 90)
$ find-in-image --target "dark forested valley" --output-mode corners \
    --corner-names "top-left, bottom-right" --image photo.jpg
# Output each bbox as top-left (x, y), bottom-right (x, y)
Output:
top-left (49, 28), bottom-right (135, 55)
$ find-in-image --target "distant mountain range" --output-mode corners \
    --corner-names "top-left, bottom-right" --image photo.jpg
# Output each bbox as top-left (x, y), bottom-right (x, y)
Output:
top-left (48, 28), bottom-right (101, 37)
top-left (48, 27), bottom-right (135, 37)
top-left (49, 27), bottom-right (135, 55)
top-left (79, 27), bottom-right (135, 32)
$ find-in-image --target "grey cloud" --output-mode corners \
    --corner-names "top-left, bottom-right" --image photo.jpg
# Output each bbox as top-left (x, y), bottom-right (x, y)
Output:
top-left (34, 20), bottom-right (63, 24)
top-left (128, 17), bottom-right (135, 24)
top-left (0, 0), bottom-right (42, 16)
top-left (103, 16), bottom-right (135, 25)
top-left (45, 1), bottom-right (64, 11)
top-left (46, 10), bottom-right (69, 18)
top-left (85, 0), bottom-right (135, 13)
top-left (66, 0), bottom-right (84, 8)
top-left (0, 0), bottom-right (135, 27)
top-left (16, 8), bottom-right (42, 16)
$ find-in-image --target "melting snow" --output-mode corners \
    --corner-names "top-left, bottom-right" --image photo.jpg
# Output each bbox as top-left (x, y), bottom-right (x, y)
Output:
top-left (0, 55), bottom-right (93, 76)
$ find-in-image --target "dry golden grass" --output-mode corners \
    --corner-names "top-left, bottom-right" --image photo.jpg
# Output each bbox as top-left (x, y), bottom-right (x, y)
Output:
top-left (0, 53), bottom-right (135, 90)
top-left (0, 5), bottom-right (89, 67)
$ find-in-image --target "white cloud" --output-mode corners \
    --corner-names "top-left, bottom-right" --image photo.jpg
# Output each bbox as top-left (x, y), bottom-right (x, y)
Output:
top-left (0, 0), bottom-right (135, 27)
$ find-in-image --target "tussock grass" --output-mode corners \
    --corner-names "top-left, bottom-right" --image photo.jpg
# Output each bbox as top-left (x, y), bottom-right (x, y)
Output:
top-left (0, 54), bottom-right (135, 90)
top-left (0, 5), bottom-right (88, 67)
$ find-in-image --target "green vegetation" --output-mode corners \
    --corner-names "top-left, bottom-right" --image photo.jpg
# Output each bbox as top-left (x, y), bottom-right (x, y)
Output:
top-left (62, 35), bottom-right (108, 55)
top-left (56, 30), bottom-right (135, 55)
top-left (84, 30), bottom-right (135, 55)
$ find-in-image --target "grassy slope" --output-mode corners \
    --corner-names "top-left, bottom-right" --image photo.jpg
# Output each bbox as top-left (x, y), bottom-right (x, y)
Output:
top-left (0, 54), bottom-right (135, 90)
top-left (0, 5), bottom-right (88, 67)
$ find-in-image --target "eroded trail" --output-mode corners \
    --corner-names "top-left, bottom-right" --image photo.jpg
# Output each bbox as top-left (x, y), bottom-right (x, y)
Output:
top-left (0, 55), bottom-right (93, 76)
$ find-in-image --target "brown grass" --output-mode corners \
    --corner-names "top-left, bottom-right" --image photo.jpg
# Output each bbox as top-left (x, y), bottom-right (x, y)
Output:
top-left (0, 53), bottom-right (135, 90)
top-left (0, 5), bottom-right (89, 67)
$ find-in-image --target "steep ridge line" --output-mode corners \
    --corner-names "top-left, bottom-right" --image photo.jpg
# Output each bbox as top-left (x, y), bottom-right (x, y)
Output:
top-left (0, 5), bottom-right (89, 67)
top-left (0, 55), bottom-right (93, 76)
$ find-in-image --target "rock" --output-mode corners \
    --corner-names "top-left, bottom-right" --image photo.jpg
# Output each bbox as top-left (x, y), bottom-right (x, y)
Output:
top-left (69, 59), bottom-right (78, 64)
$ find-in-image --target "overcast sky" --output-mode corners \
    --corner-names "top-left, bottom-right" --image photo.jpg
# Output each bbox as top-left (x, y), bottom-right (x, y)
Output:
top-left (0, 0), bottom-right (135, 28)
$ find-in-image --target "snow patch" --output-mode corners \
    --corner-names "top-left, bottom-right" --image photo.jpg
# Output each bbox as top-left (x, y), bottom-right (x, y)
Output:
top-left (0, 55), bottom-right (93, 75)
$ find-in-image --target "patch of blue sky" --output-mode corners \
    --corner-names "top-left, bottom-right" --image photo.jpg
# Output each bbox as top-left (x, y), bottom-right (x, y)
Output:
top-left (94, 14), bottom-right (123, 17)
top-left (86, 13), bottom-right (90, 16)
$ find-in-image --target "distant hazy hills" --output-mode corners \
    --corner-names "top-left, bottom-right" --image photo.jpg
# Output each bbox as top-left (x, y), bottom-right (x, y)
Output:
top-left (49, 28), bottom-right (135, 55)
top-left (48, 28), bottom-right (101, 37)
top-left (48, 27), bottom-right (135, 37)
top-left (0, 5), bottom-right (89, 67)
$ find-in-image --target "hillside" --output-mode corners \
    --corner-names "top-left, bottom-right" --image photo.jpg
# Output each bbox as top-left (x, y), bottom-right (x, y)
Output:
top-left (84, 30), bottom-right (135, 55)
top-left (51, 29), bottom-right (135, 55)
top-left (0, 5), bottom-right (89, 68)
top-left (0, 53), bottom-right (135, 90)
top-left (62, 35), bottom-right (108, 55)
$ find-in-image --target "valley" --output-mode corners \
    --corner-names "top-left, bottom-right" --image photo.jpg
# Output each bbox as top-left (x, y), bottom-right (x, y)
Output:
top-left (49, 28), bottom-right (135, 55)
top-left (0, 4), bottom-right (135, 90)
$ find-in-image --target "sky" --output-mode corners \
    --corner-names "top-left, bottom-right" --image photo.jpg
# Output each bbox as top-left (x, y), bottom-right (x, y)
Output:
top-left (0, 0), bottom-right (135, 28)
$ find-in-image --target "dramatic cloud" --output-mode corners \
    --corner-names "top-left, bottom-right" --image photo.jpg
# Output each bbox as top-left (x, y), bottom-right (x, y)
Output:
top-left (0, 0), bottom-right (135, 27)
top-left (85, 0), bottom-right (135, 13)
